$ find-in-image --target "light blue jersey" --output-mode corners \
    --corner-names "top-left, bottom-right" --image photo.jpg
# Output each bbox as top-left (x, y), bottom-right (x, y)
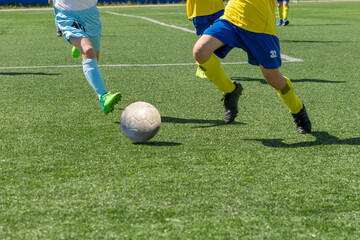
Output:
top-left (55, 6), bottom-right (101, 51)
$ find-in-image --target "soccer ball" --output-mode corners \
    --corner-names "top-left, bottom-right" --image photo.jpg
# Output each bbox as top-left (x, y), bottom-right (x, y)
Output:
top-left (120, 101), bottom-right (161, 143)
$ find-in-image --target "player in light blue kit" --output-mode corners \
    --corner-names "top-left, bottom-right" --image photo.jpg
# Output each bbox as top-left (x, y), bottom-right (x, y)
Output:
top-left (52, 0), bottom-right (121, 114)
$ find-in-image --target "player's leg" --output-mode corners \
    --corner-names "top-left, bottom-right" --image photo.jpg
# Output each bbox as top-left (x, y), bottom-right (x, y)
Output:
top-left (51, 4), bottom-right (62, 37)
top-left (70, 37), bottom-right (120, 114)
top-left (193, 10), bottom-right (225, 79)
top-left (277, 0), bottom-right (284, 26)
top-left (193, 34), bottom-right (242, 123)
top-left (56, 9), bottom-right (121, 114)
top-left (236, 27), bottom-right (309, 133)
top-left (56, 21), bottom-right (62, 37)
top-left (193, 15), bottom-right (212, 79)
top-left (283, 0), bottom-right (290, 26)
top-left (72, 46), bottom-right (81, 58)
top-left (55, 17), bottom-right (62, 37)
top-left (193, 35), bottom-right (235, 93)
top-left (194, 35), bottom-right (238, 94)
top-left (87, 34), bottom-right (121, 114)
top-left (260, 66), bottom-right (311, 133)
top-left (70, 37), bottom-right (106, 98)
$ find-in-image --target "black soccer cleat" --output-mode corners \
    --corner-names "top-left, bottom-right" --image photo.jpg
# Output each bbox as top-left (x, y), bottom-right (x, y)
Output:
top-left (57, 31), bottom-right (63, 37)
top-left (283, 19), bottom-right (290, 26)
top-left (292, 105), bottom-right (311, 134)
top-left (222, 81), bottom-right (243, 124)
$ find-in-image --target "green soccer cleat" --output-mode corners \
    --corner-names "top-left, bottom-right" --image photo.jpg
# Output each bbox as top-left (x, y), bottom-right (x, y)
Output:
top-left (72, 46), bottom-right (81, 58)
top-left (100, 92), bottom-right (122, 115)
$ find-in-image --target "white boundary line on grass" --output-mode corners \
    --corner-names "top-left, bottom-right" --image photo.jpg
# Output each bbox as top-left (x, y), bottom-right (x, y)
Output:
top-left (106, 12), bottom-right (196, 34)
top-left (0, 9), bottom-right (303, 70)
top-left (105, 11), bottom-right (304, 63)
top-left (0, 60), bottom-right (302, 70)
top-left (0, 62), bottom-right (241, 70)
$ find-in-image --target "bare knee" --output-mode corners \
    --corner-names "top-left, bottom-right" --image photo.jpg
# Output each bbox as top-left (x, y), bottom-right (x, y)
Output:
top-left (193, 44), bottom-right (211, 64)
top-left (82, 45), bottom-right (97, 59)
top-left (193, 35), bottom-right (224, 64)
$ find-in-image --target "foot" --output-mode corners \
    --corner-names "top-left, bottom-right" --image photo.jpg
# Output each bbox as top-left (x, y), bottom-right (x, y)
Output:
top-left (196, 66), bottom-right (207, 79)
top-left (292, 105), bottom-right (311, 134)
top-left (57, 31), bottom-right (62, 37)
top-left (72, 46), bottom-right (81, 58)
top-left (100, 92), bottom-right (122, 115)
top-left (283, 19), bottom-right (290, 26)
top-left (222, 81), bottom-right (243, 124)
top-left (277, 20), bottom-right (283, 26)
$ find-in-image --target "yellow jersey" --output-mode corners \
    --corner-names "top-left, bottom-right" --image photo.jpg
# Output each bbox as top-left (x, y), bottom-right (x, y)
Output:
top-left (187, 0), bottom-right (225, 20)
top-left (221, 0), bottom-right (277, 36)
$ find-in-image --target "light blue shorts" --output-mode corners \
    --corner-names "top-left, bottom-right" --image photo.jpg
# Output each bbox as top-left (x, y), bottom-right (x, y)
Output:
top-left (204, 19), bottom-right (282, 69)
top-left (55, 6), bottom-right (102, 51)
top-left (193, 10), bottom-right (224, 36)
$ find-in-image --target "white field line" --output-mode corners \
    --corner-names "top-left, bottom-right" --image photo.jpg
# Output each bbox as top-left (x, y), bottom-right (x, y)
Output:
top-left (105, 11), bottom-right (304, 63)
top-left (0, 10), bottom-right (303, 70)
top-left (105, 11), bottom-right (196, 34)
top-left (0, 59), bottom-right (302, 70)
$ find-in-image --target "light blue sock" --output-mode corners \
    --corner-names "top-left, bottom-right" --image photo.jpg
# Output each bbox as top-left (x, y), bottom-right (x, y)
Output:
top-left (83, 58), bottom-right (107, 99)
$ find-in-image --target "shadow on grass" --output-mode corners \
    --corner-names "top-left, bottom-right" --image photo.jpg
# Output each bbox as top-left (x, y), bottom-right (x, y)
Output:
top-left (114, 121), bottom-right (183, 146)
top-left (231, 77), bottom-right (345, 85)
top-left (161, 116), bottom-right (246, 128)
top-left (291, 24), bottom-right (348, 27)
top-left (281, 40), bottom-right (351, 43)
top-left (134, 141), bottom-right (182, 146)
top-left (248, 131), bottom-right (360, 148)
top-left (0, 72), bottom-right (61, 76)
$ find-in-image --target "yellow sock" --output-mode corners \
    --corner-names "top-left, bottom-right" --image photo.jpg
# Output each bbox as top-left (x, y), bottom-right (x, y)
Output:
top-left (276, 77), bottom-right (303, 114)
top-left (278, 6), bottom-right (284, 20)
top-left (197, 54), bottom-right (235, 94)
top-left (284, 5), bottom-right (289, 20)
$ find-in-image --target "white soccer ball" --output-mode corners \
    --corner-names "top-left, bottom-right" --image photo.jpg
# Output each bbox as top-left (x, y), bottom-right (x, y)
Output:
top-left (120, 101), bottom-right (161, 143)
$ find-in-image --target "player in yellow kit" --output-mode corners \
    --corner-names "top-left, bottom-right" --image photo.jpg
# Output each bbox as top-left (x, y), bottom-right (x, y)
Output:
top-left (187, 0), bottom-right (224, 79)
top-left (193, 0), bottom-right (311, 133)
top-left (277, 0), bottom-right (290, 26)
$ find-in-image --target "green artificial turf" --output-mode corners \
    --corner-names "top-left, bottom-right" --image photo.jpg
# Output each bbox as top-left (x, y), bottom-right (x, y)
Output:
top-left (0, 2), bottom-right (359, 239)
